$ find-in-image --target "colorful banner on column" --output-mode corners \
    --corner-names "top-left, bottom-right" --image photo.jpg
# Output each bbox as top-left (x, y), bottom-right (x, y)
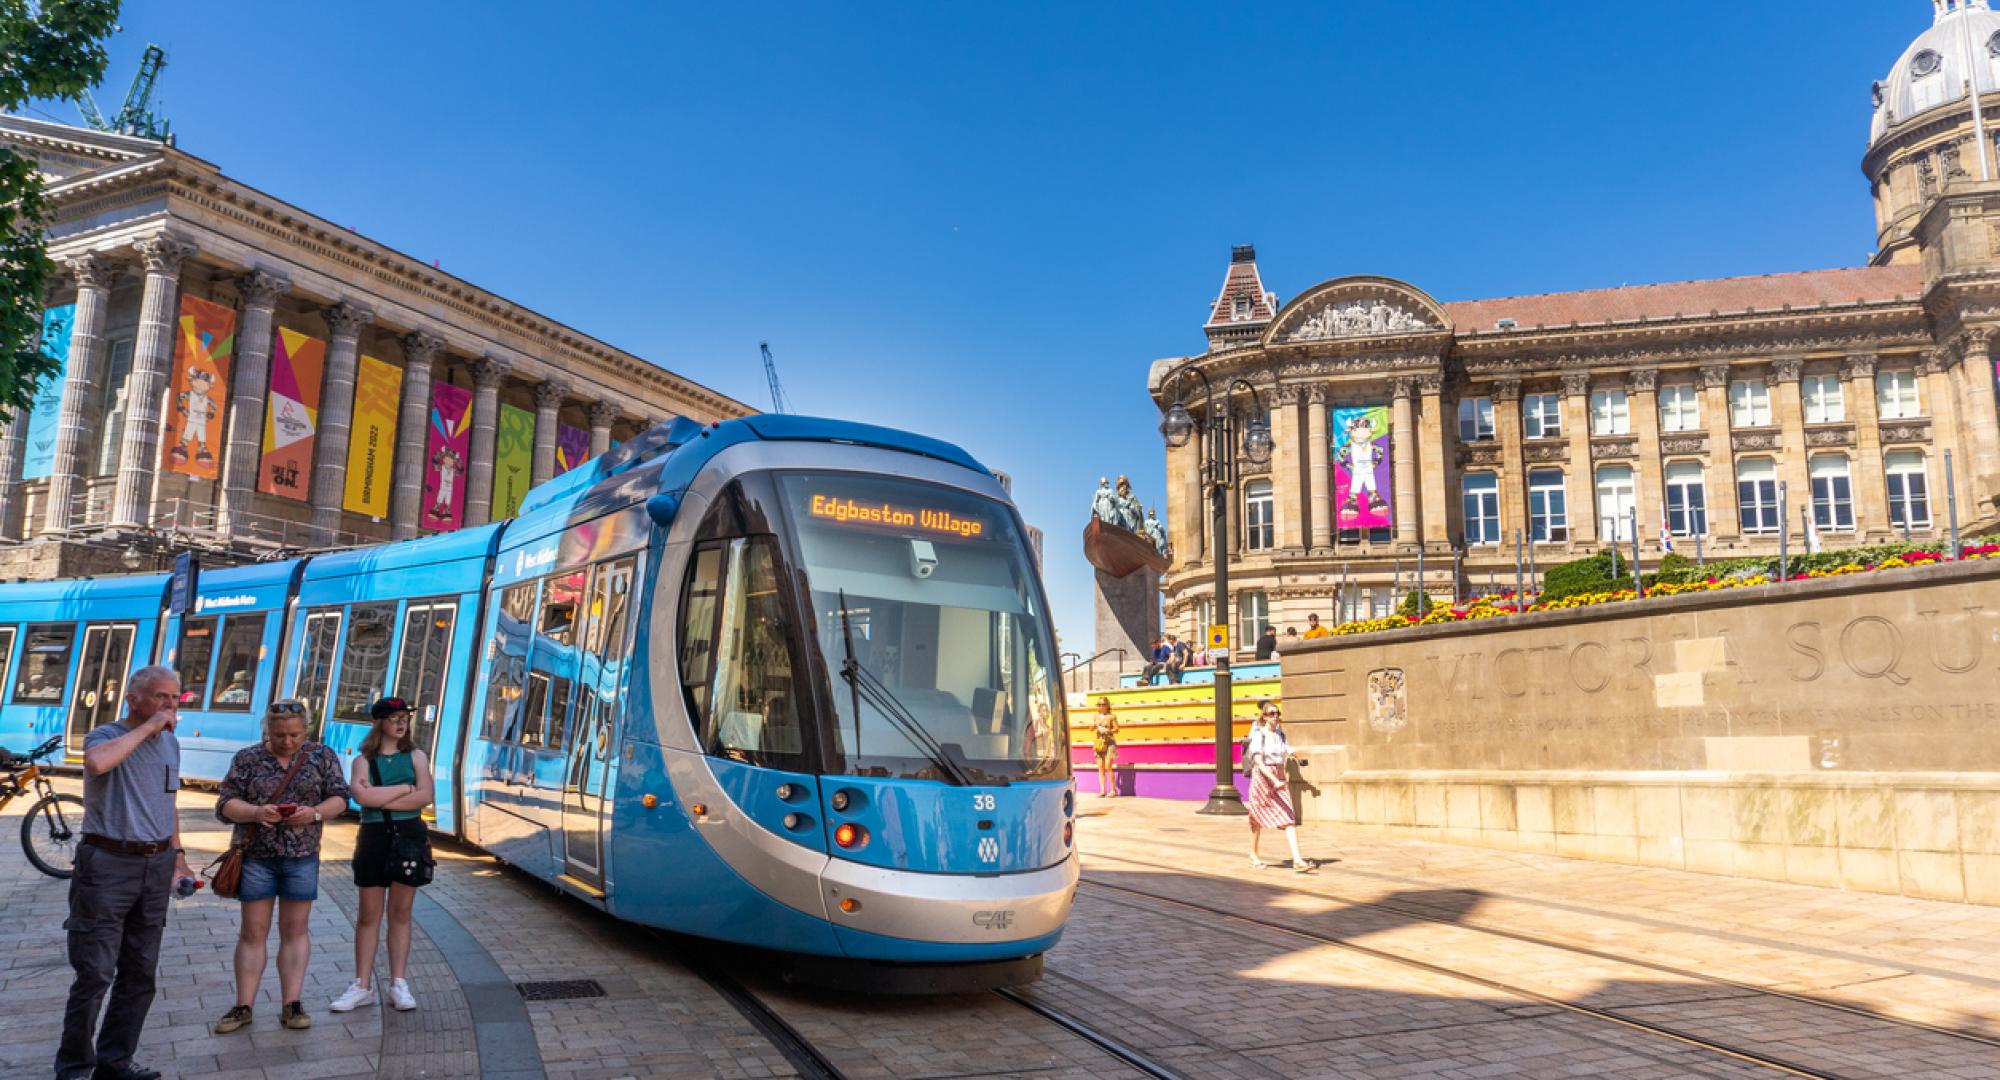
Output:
top-left (342, 355), bottom-right (403, 517)
top-left (423, 382), bottom-right (474, 531)
top-left (555, 423), bottom-right (590, 475)
top-left (259, 328), bottom-right (325, 500)
top-left (161, 295), bottom-right (237, 479)
top-left (20, 304), bottom-right (74, 480)
top-left (492, 404), bottom-right (534, 520)
top-left (1330, 404), bottom-right (1394, 530)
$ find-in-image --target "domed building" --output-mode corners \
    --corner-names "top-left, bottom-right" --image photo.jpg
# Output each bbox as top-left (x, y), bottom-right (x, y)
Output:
top-left (1151, 2), bottom-right (2000, 651)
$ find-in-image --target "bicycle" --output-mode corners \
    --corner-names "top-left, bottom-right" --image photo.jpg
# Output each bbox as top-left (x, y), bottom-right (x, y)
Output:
top-left (0, 736), bottom-right (85, 878)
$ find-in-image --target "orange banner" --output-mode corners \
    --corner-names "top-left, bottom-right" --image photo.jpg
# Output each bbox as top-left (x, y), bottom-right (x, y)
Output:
top-left (259, 327), bottom-right (325, 500)
top-left (160, 295), bottom-right (236, 479)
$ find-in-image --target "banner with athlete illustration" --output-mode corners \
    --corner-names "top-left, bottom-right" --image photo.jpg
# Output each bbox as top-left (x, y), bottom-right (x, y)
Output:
top-left (423, 381), bottom-right (474, 531)
top-left (161, 295), bottom-right (237, 480)
top-left (1330, 404), bottom-right (1394, 530)
top-left (555, 422), bottom-right (590, 475)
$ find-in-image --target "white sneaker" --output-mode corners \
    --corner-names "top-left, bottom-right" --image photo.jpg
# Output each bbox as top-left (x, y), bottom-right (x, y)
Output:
top-left (388, 978), bottom-right (417, 1011)
top-left (330, 980), bottom-right (376, 1012)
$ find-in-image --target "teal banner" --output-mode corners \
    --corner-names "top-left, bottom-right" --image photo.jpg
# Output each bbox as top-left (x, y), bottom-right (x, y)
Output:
top-left (21, 305), bottom-right (74, 480)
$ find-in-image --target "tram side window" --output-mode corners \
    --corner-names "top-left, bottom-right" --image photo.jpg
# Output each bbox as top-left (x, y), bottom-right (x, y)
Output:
top-left (12, 624), bottom-right (75, 703)
top-left (174, 616), bottom-right (218, 707)
top-left (676, 537), bottom-right (805, 768)
top-left (394, 600), bottom-right (456, 754)
top-left (333, 602), bottom-right (398, 723)
top-left (208, 615), bottom-right (266, 712)
top-left (482, 584), bottom-right (537, 742)
top-left (0, 627), bottom-right (13, 705)
top-left (294, 609), bottom-right (343, 732)
top-left (530, 572), bottom-right (584, 751)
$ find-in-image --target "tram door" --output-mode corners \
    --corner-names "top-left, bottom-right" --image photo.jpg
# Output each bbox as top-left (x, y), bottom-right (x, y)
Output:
top-left (562, 556), bottom-right (635, 886)
top-left (65, 623), bottom-right (136, 753)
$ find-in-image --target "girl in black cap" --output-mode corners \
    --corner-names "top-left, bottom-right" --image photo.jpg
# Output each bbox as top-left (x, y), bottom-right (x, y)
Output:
top-left (331, 697), bottom-right (434, 1014)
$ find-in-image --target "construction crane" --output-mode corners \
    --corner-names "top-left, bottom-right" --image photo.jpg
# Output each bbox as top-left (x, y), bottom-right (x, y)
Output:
top-left (759, 341), bottom-right (791, 414)
top-left (73, 44), bottom-right (171, 141)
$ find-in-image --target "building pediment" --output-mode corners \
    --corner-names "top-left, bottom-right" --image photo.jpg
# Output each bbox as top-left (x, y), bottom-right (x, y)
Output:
top-left (1263, 276), bottom-right (1453, 348)
top-left (0, 113), bottom-right (160, 182)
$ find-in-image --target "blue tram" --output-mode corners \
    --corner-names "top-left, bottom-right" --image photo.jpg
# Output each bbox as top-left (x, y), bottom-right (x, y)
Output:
top-left (0, 416), bottom-right (1075, 974)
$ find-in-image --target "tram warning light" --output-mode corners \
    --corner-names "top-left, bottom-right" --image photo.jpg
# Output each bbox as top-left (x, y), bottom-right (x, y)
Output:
top-left (834, 822), bottom-right (867, 849)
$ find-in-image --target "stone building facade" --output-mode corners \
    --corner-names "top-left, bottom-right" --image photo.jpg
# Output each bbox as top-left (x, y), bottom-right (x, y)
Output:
top-left (1154, 2), bottom-right (2000, 652)
top-left (0, 115), bottom-right (746, 577)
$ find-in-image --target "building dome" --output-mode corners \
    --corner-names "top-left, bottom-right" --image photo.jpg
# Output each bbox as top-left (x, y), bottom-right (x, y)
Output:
top-left (1871, 1), bottom-right (2000, 146)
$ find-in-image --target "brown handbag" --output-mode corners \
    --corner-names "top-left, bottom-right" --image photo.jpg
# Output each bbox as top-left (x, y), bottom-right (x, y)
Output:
top-left (205, 749), bottom-right (312, 899)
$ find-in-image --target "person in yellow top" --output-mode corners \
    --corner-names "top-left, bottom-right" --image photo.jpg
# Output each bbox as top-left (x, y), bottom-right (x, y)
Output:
top-left (1302, 613), bottom-right (1332, 640)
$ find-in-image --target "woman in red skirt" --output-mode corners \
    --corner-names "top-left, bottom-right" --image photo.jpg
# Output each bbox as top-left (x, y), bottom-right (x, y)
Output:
top-left (1245, 700), bottom-right (1315, 872)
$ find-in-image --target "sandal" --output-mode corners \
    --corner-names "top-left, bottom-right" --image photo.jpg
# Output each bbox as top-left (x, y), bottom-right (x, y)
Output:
top-left (1294, 860), bottom-right (1317, 873)
top-left (1250, 856), bottom-right (1268, 869)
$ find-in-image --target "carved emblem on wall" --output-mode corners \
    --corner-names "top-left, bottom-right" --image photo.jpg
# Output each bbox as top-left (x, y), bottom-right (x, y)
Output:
top-left (1804, 425), bottom-right (1855, 448)
top-left (1524, 441), bottom-right (1569, 462)
top-left (1460, 445), bottom-right (1502, 466)
top-left (1986, 220), bottom-right (2000, 258)
top-left (1659, 435), bottom-right (1707, 455)
top-left (1590, 438), bottom-right (1638, 460)
top-left (1879, 420), bottom-right (1933, 443)
top-left (1282, 296), bottom-right (1436, 342)
top-left (1732, 431), bottom-right (1781, 451)
top-left (1366, 668), bottom-right (1408, 735)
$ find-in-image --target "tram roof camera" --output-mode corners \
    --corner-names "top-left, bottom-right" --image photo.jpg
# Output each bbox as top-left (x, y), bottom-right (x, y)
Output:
top-left (909, 539), bottom-right (938, 579)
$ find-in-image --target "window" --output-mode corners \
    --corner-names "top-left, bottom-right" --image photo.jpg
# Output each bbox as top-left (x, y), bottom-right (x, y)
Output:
top-left (11, 623), bottom-right (71, 703)
top-left (1876, 369), bottom-right (1921, 420)
top-left (1658, 384), bottom-right (1700, 432)
top-left (0, 627), bottom-right (12, 706)
top-left (208, 615), bottom-right (266, 712)
top-left (333, 602), bottom-right (398, 726)
top-left (1462, 473), bottom-right (1501, 545)
top-left (1596, 465), bottom-right (1635, 542)
top-left (1233, 296), bottom-right (1251, 318)
top-left (1663, 461), bottom-right (1708, 536)
top-left (1803, 375), bottom-right (1845, 424)
top-left (1522, 393), bottom-right (1562, 439)
top-left (394, 601), bottom-right (457, 754)
top-left (1730, 380), bottom-right (1772, 427)
top-left (293, 609), bottom-right (342, 728)
top-left (173, 616), bottom-right (217, 707)
top-left (482, 583), bottom-right (537, 741)
top-left (1195, 598), bottom-right (1213, 644)
top-left (1239, 590), bottom-right (1269, 647)
top-left (1886, 450), bottom-right (1931, 528)
top-left (528, 572), bottom-right (584, 750)
top-left (1912, 50), bottom-right (1946, 111)
top-left (1810, 455), bottom-right (1854, 532)
top-left (1457, 397), bottom-right (1495, 441)
top-left (1590, 390), bottom-right (1629, 435)
top-left (1737, 458), bottom-right (1780, 534)
top-left (1528, 468), bottom-right (1568, 542)
top-left (1243, 479), bottom-right (1274, 551)
top-left (678, 537), bottom-right (806, 769)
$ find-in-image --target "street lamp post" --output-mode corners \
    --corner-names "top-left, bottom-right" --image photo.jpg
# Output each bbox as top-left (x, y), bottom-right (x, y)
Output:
top-left (1158, 361), bottom-right (1272, 817)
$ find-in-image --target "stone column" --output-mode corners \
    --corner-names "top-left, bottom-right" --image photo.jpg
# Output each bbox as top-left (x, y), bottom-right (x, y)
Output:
top-left (1166, 438), bottom-right (1201, 563)
top-left (531, 379), bottom-right (568, 487)
top-left (1920, 350), bottom-right (1971, 525)
top-left (463, 356), bottom-right (509, 527)
top-left (109, 235), bottom-right (196, 531)
top-left (1391, 377), bottom-right (1419, 548)
top-left (1770, 357), bottom-right (1810, 539)
top-left (1306, 386), bottom-right (1330, 550)
top-left (1628, 368), bottom-right (1661, 549)
top-left (587, 399), bottom-right (619, 459)
top-left (308, 302), bottom-right (373, 544)
top-left (1561, 373), bottom-right (1598, 546)
top-left (43, 254), bottom-right (114, 532)
top-left (1493, 377), bottom-right (1525, 541)
top-left (1700, 364), bottom-right (1740, 541)
top-left (1958, 329), bottom-right (2000, 507)
top-left (1844, 354), bottom-right (1890, 538)
top-left (216, 270), bottom-right (290, 538)
top-left (389, 332), bottom-right (443, 540)
top-left (1417, 374), bottom-right (1449, 547)
top-left (0, 402), bottom-right (27, 539)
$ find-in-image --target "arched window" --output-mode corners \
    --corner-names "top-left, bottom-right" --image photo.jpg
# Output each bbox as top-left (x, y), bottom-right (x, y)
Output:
top-left (1461, 473), bottom-right (1500, 545)
top-left (1664, 461), bottom-right (1708, 537)
top-left (1810, 455), bottom-right (1854, 532)
top-left (1885, 451), bottom-right (1931, 529)
top-left (1596, 465), bottom-right (1635, 541)
top-left (1912, 50), bottom-right (1947, 112)
top-left (1528, 468), bottom-right (1567, 542)
top-left (1737, 458), bottom-right (1779, 534)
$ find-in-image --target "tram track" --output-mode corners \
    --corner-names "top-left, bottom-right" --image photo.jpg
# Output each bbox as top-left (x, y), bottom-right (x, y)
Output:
top-left (1078, 876), bottom-right (1978, 1080)
top-left (995, 985), bottom-right (1191, 1080)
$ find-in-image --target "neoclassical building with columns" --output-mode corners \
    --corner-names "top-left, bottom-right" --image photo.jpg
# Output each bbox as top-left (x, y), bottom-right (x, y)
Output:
top-left (1152, 2), bottom-right (2000, 650)
top-left (0, 114), bottom-right (745, 577)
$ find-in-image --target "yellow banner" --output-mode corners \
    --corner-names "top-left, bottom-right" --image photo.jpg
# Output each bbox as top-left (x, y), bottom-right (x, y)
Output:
top-left (343, 354), bottom-right (402, 517)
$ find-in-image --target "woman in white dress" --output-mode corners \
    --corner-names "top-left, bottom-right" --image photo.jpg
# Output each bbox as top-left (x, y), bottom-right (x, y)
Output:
top-left (1245, 700), bottom-right (1314, 872)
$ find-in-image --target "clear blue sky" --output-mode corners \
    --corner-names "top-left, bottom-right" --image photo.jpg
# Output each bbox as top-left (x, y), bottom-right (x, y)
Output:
top-left (32, 1), bottom-right (1925, 654)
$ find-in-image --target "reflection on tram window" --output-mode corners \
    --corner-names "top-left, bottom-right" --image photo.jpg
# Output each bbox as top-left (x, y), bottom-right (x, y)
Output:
top-left (482, 584), bottom-right (537, 741)
top-left (778, 473), bottom-right (1063, 783)
top-left (677, 536), bottom-right (806, 769)
top-left (0, 626), bottom-right (14, 705)
top-left (295, 609), bottom-right (343, 730)
top-left (12, 623), bottom-right (75, 703)
top-left (334, 602), bottom-right (398, 723)
top-left (174, 616), bottom-right (217, 706)
top-left (208, 614), bottom-right (266, 712)
top-left (394, 600), bottom-right (456, 754)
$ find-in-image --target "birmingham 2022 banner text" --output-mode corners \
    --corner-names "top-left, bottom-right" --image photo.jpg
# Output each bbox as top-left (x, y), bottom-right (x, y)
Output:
top-left (260, 328), bottom-right (325, 500)
top-left (20, 304), bottom-right (74, 480)
top-left (1330, 404), bottom-right (1394, 530)
top-left (342, 355), bottom-right (402, 517)
top-left (161, 295), bottom-right (237, 480)
top-left (424, 381), bottom-right (474, 531)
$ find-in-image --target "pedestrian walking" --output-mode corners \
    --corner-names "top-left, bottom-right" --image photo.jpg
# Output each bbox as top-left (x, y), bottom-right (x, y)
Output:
top-left (56, 664), bottom-right (194, 1080)
top-left (1245, 699), bottom-right (1315, 873)
top-left (1091, 697), bottom-right (1119, 798)
top-left (211, 700), bottom-right (349, 1035)
top-left (331, 697), bottom-right (436, 1014)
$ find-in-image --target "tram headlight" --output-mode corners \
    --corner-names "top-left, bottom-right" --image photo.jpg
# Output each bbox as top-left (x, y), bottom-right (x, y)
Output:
top-left (1064, 821), bottom-right (1073, 846)
top-left (834, 822), bottom-right (867, 849)
top-left (830, 790), bottom-right (849, 812)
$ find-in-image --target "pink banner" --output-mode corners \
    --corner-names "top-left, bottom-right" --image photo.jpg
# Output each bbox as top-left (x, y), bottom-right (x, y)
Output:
top-left (555, 422), bottom-right (590, 475)
top-left (423, 382), bottom-right (474, 531)
top-left (1331, 404), bottom-right (1394, 530)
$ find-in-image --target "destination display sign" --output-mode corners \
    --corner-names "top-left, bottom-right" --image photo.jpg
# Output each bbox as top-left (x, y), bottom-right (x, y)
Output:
top-left (807, 494), bottom-right (986, 539)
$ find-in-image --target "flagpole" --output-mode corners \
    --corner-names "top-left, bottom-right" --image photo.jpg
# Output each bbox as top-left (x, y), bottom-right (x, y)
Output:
top-left (1514, 529), bottom-right (1524, 611)
top-left (1629, 506), bottom-right (1642, 596)
top-left (1946, 449), bottom-right (1961, 558)
top-left (1778, 480), bottom-right (1790, 582)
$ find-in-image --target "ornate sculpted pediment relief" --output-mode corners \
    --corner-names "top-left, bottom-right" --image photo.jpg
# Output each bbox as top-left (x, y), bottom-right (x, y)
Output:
top-left (1265, 276), bottom-right (1451, 348)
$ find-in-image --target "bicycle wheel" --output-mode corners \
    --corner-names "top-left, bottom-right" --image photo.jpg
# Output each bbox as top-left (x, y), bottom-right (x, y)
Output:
top-left (23, 793), bottom-right (85, 879)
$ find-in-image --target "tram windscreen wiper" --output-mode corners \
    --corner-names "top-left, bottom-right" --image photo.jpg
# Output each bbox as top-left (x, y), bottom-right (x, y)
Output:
top-left (836, 590), bottom-right (974, 787)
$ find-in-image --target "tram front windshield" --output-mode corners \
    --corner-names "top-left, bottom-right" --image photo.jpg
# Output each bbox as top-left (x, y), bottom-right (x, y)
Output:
top-left (778, 472), bottom-right (1064, 783)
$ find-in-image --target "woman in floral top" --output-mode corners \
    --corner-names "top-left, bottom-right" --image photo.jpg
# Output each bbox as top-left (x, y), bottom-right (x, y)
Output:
top-left (210, 701), bottom-right (349, 1035)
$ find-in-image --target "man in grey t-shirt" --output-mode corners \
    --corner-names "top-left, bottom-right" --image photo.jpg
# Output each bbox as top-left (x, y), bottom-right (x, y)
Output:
top-left (56, 665), bottom-right (192, 1080)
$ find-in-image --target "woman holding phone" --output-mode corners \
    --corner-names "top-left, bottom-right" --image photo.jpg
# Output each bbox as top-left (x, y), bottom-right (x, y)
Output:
top-left (331, 697), bottom-right (435, 1014)
top-left (212, 700), bottom-right (350, 1034)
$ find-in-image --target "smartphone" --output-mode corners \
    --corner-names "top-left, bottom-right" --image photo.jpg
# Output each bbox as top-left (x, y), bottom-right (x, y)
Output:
top-left (275, 803), bottom-right (300, 817)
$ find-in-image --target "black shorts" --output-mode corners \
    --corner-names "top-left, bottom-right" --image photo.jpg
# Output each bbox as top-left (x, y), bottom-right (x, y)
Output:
top-left (353, 818), bottom-right (428, 889)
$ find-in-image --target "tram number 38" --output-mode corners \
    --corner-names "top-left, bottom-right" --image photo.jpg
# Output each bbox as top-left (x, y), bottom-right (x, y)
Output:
top-left (973, 794), bottom-right (1000, 862)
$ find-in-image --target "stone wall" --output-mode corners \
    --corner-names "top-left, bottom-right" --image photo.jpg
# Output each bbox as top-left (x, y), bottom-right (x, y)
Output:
top-left (1279, 559), bottom-right (2000, 905)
